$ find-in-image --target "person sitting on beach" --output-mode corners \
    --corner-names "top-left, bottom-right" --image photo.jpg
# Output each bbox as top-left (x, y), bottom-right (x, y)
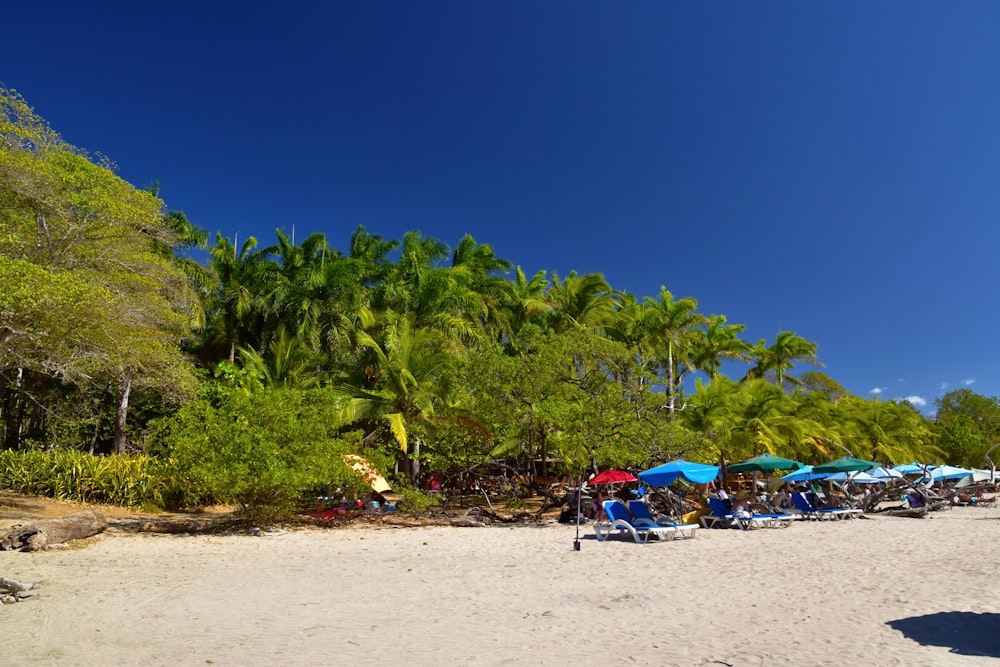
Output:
top-left (818, 482), bottom-right (846, 509)
top-left (591, 491), bottom-right (608, 522)
top-left (771, 490), bottom-right (792, 510)
top-left (730, 492), bottom-right (754, 518)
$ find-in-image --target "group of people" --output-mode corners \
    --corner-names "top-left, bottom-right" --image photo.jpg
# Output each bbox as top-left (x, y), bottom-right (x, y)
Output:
top-left (705, 479), bottom-right (847, 516)
top-left (560, 483), bottom-right (650, 524)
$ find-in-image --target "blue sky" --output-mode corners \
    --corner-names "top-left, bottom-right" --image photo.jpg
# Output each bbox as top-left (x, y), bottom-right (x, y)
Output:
top-left (4, 2), bottom-right (998, 412)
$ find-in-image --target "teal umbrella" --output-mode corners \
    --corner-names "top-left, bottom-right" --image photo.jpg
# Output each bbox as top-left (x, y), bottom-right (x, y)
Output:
top-left (728, 453), bottom-right (803, 473)
top-left (813, 456), bottom-right (880, 474)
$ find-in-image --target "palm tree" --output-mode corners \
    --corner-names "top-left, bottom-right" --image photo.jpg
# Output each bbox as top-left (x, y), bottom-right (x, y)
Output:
top-left (639, 287), bottom-right (704, 413)
top-left (204, 233), bottom-right (269, 363)
top-left (450, 234), bottom-right (515, 339)
top-left (744, 331), bottom-right (823, 388)
top-left (348, 225), bottom-right (398, 288)
top-left (682, 376), bottom-right (741, 451)
top-left (725, 380), bottom-right (829, 462)
top-left (837, 398), bottom-right (938, 464)
top-left (545, 271), bottom-right (619, 334)
top-left (236, 327), bottom-right (323, 389)
top-left (505, 266), bottom-right (554, 335)
top-left (340, 311), bottom-right (456, 483)
top-left (691, 314), bottom-right (750, 380)
top-left (259, 228), bottom-right (361, 357)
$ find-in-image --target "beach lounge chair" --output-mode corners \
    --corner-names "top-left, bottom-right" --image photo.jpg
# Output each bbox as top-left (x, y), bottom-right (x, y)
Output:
top-left (593, 500), bottom-right (682, 543)
top-left (703, 498), bottom-right (780, 530)
top-left (748, 501), bottom-right (795, 528)
top-left (627, 500), bottom-right (697, 539)
top-left (791, 492), bottom-right (862, 520)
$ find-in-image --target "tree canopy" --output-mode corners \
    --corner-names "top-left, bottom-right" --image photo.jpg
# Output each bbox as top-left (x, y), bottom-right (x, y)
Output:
top-left (0, 86), bottom-right (981, 491)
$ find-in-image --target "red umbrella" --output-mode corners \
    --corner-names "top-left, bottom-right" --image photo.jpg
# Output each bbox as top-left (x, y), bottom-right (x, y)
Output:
top-left (588, 469), bottom-right (637, 485)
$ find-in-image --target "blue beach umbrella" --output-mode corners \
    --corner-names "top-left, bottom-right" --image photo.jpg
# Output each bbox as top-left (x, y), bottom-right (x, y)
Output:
top-left (892, 462), bottom-right (927, 475)
top-left (639, 459), bottom-right (721, 487)
top-left (780, 465), bottom-right (829, 483)
top-left (928, 465), bottom-right (974, 482)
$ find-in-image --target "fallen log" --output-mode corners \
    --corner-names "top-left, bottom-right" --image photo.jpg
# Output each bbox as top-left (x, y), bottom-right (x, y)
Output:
top-left (885, 507), bottom-right (929, 518)
top-left (137, 517), bottom-right (242, 534)
top-left (380, 513), bottom-right (490, 527)
top-left (0, 577), bottom-right (40, 604)
top-left (0, 510), bottom-right (107, 551)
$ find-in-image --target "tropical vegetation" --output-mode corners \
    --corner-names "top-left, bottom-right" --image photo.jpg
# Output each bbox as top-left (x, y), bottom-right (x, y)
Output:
top-left (1, 87), bottom-right (994, 521)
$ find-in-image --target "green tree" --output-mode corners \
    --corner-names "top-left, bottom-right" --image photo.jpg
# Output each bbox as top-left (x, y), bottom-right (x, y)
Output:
top-left (237, 327), bottom-right (324, 389)
top-left (0, 86), bottom-right (197, 452)
top-left (160, 387), bottom-right (355, 526)
top-left (546, 271), bottom-right (619, 334)
top-left (691, 314), bottom-right (749, 380)
top-left (745, 331), bottom-right (823, 389)
top-left (505, 266), bottom-right (554, 336)
top-left (203, 233), bottom-right (268, 364)
top-left (934, 389), bottom-right (1000, 468)
top-left (639, 287), bottom-right (704, 413)
top-left (339, 311), bottom-right (457, 483)
top-left (837, 397), bottom-right (937, 464)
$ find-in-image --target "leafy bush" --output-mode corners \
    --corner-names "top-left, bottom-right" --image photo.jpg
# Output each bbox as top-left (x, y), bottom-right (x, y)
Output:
top-left (157, 387), bottom-right (357, 527)
top-left (393, 486), bottom-right (434, 514)
top-left (0, 449), bottom-right (182, 508)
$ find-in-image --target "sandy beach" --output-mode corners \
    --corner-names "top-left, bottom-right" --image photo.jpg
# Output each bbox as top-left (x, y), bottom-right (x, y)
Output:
top-left (3, 505), bottom-right (999, 667)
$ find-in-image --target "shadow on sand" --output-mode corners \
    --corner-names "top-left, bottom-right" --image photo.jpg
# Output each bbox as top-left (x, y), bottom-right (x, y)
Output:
top-left (887, 611), bottom-right (1000, 658)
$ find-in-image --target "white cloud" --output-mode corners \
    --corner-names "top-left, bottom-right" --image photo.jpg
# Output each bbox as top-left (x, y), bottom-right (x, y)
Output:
top-left (940, 382), bottom-right (950, 391)
top-left (903, 395), bottom-right (927, 408)
top-left (869, 387), bottom-right (885, 395)
top-left (963, 378), bottom-right (976, 386)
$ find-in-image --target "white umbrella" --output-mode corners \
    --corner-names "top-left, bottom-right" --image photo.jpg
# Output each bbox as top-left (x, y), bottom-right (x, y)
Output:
top-left (826, 471), bottom-right (881, 484)
top-left (870, 466), bottom-right (904, 480)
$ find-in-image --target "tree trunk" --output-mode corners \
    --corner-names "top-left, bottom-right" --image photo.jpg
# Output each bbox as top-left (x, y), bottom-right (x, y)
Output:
top-left (0, 510), bottom-right (107, 551)
top-left (112, 376), bottom-right (131, 454)
top-left (408, 435), bottom-right (421, 485)
top-left (2, 368), bottom-right (24, 450)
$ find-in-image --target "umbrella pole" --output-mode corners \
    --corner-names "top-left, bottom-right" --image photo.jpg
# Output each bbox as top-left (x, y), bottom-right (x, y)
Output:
top-left (574, 474), bottom-right (582, 551)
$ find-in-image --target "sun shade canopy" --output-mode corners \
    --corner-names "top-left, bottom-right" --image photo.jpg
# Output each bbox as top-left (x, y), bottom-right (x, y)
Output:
top-left (639, 459), bottom-right (720, 487)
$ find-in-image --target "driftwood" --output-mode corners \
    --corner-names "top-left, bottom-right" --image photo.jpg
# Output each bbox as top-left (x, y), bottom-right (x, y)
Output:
top-left (137, 517), bottom-right (242, 534)
top-left (0, 577), bottom-right (40, 604)
top-left (0, 510), bottom-right (107, 551)
top-left (381, 513), bottom-right (490, 527)
top-left (885, 506), bottom-right (929, 519)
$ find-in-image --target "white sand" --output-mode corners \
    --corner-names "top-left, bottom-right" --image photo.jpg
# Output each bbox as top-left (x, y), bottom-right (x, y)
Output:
top-left (3, 507), bottom-right (999, 666)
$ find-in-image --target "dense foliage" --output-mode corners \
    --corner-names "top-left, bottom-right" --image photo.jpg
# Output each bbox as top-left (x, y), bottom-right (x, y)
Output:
top-left (1, 87), bottom-right (995, 521)
top-left (156, 386), bottom-right (361, 525)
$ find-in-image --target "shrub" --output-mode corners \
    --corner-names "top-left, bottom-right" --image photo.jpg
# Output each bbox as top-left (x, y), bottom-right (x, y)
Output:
top-left (0, 449), bottom-right (179, 508)
top-left (157, 387), bottom-right (357, 527)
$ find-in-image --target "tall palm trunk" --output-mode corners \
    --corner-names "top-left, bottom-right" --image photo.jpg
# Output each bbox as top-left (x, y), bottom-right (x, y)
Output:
top-left (667, 341), bottom-right (677, 415)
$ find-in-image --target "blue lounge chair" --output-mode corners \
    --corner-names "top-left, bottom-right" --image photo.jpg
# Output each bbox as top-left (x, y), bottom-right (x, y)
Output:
top-left (627, 500), bottom-right (697, 539)
top-left (593, 500), bottom-right (682, 543)
top-left (791, 492), bottom-right (862, 520)
top-left (704, 497), bottom-right (781, 530)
